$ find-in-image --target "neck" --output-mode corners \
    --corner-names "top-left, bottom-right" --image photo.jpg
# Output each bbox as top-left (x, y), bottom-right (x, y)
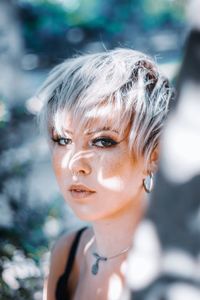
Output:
top-left (91, 193), bottom-right (147, 258)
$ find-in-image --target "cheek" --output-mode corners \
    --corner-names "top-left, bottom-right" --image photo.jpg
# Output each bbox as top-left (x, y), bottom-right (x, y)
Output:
top-left (52, 154), bottom-right (59, 176)
top-left (51, 151), bottom-right (66, 180)
top-left (96, 152), bottom-right (137, 192)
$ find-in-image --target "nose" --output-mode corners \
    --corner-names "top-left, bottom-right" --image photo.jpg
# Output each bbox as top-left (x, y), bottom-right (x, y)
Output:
top-left (68, 151), bottom-right (92, 176)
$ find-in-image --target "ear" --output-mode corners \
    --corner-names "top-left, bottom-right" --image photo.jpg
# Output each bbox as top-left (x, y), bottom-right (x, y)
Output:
top-left (148, 145), bottom-right (160, 173)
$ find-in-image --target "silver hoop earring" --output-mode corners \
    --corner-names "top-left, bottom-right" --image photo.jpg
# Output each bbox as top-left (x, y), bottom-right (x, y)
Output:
top-left (143, 172), bottom-right (154, 193)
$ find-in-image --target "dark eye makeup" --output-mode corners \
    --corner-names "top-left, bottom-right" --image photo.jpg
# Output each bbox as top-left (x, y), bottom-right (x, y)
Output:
top-left (51, 136), bottom-right (72, 146)
top-left (91, 137), bottom-right (118, 148)
top-left (51, 135), bottom-right (119, 148)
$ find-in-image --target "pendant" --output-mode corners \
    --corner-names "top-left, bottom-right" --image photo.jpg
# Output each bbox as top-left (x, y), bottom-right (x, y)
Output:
top-left (91, 261), bottom-right (99, 275)
top-left (91, 253), bottom-right (107, 275)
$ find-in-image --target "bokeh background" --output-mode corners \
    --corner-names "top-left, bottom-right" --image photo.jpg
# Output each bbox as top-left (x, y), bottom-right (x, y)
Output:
top-left (0, 0), bottom-right (194, 299)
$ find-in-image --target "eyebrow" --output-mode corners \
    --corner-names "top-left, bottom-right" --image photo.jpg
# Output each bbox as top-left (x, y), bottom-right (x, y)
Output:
top-left (85, 127), bottom-right (119, 135)
top-left (62, 127), bottom-right (119, 135)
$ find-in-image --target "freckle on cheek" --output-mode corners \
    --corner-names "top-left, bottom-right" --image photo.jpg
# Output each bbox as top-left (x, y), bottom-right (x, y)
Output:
top-left (98, 168), bottom-right (125, 191)
top-left (99, 155), bottom-right (126, 177)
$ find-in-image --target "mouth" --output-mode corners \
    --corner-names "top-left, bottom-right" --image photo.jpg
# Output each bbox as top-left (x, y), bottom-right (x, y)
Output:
top-left (69, 184), bottom-right (96, 199)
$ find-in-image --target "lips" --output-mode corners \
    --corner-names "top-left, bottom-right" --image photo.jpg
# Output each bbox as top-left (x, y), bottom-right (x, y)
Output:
top-left (69, 184), bottom-right (96, 199)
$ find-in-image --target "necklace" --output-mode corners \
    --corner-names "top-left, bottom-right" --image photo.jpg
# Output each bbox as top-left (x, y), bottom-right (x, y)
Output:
top-left (91, 246), bottom-right (131, 275)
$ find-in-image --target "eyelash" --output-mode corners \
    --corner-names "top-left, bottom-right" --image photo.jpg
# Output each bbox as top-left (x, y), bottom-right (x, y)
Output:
top-left (51, 136), bottom-right (118, 148)
top-left (51, 137), bottom-right (72, 146)
top-left (91, 137), bottom-right (118, 148)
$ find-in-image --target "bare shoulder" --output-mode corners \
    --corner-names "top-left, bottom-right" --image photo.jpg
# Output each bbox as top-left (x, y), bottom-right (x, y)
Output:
top-left (44, 228), bottom-right (86, 300)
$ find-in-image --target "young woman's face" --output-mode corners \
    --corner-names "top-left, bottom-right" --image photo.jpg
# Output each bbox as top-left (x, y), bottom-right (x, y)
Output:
top-left (51, 112), bottom-right (147, 221)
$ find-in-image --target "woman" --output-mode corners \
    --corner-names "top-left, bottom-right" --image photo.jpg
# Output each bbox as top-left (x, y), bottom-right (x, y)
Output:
top-left (37, 48), bottom-right (173, 300)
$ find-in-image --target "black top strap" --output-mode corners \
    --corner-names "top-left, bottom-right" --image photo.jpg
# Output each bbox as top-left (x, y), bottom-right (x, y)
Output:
top-left (64, 226), bottom-right (88, 277)
top-left (55, 226), bottom-right (88, 300)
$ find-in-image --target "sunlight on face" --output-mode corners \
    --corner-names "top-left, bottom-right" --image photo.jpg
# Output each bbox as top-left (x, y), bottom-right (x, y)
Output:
top-left (97, 170), bottom-right (125, 192)
top-left (108, 273), bottom-right (123, 300)
top-left (61, 149), bottom-right (94, 169)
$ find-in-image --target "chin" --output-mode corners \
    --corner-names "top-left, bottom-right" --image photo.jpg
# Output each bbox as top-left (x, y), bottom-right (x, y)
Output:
top-left (72, 206), bottom-right (126, 222)
top-left (74, 211), bottom-right (103, 222)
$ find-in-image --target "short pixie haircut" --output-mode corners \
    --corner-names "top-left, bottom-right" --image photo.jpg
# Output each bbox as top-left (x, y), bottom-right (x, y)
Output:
top-left (37, 48), bottom-right (173, 168)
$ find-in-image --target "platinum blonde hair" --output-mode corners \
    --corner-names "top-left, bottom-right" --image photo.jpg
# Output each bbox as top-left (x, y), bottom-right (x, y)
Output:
top-left (37, 48), bottom-right (173, 169)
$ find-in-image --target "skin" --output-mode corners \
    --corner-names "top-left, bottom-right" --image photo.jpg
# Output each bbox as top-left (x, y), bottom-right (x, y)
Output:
top-left (45, 112), bottom-right (157, 300)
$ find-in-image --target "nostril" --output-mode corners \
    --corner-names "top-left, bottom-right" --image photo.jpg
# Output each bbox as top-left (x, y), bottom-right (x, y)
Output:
top-left (71, 167), bottom-right (91, 177)
top-left (69, 161), bottom-right (91, 177)
top-left (72, 170), bottom-right (86, 177)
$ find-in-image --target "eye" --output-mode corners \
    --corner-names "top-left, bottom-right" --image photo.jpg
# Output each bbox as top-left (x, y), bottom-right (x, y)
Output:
top-left (91, 137), bottom-right (118, 148)
top-left (52, 137), bottom-right (72, 146)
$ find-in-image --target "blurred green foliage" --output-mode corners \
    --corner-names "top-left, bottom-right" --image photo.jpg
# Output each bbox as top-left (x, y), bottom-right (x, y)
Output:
top-left (18, 0), bottom-right (186, 66)
top-left (0, 108), bottom-right (43, 299)
top-left (141, 0), bottom-right (186, 27)
top-left (0, 105), bottom-right (65, 299)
